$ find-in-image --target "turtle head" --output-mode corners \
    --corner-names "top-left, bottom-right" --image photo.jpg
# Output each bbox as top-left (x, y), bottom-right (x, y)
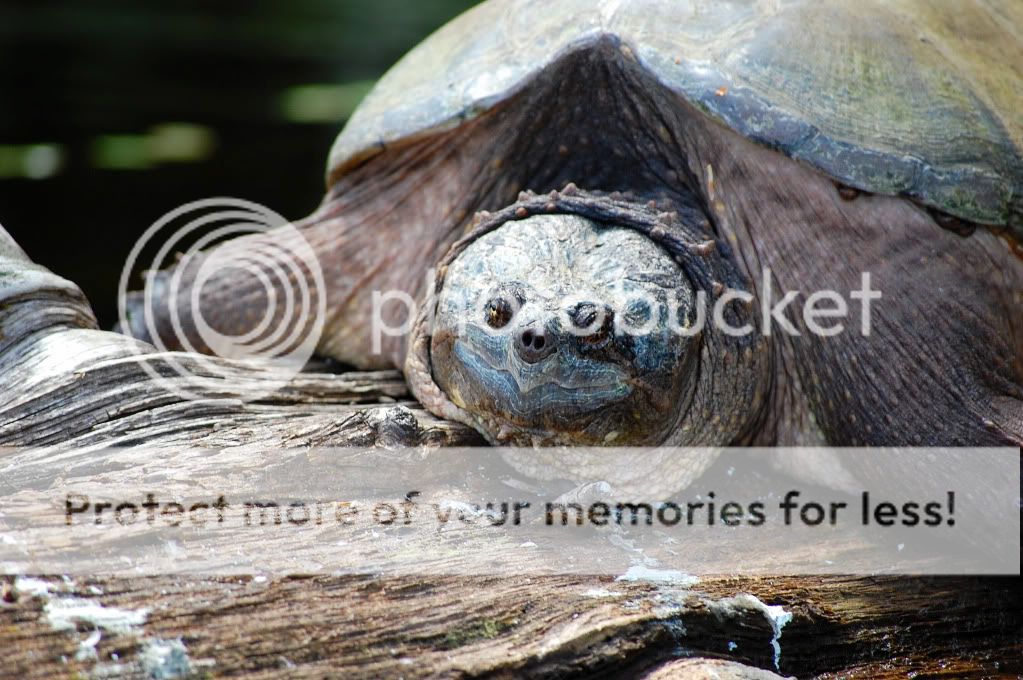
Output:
top-left (427, 214), bottom-right (699, 446)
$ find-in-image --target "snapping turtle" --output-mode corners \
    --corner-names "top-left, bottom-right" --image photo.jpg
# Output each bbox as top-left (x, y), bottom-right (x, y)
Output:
top-left (129, 0), bottom-right (1023, 490)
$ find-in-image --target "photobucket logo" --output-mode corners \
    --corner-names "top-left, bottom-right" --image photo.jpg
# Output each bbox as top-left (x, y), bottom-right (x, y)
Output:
top-left (118, 198), bottom-right (326, 401)
top-left (370, 269), bottom-right (881, 354)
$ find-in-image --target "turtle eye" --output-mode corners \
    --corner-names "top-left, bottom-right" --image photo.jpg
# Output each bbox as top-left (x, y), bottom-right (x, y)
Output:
top-left (484, 297), bottom-right (514, 329)
top-left (568, 302), bottom-right (614, 347)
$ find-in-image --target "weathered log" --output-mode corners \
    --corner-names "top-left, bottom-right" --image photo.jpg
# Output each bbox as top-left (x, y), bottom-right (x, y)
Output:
top-left (1, 225), bottom-right (1020, 678)
top-left (0, 227), bottom-right (478, 451)
top-left (2, 574), bottom-right (1019, 678)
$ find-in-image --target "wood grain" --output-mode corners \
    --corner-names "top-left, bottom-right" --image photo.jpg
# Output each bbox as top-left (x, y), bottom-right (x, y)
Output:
top-left (1, 226), bottom-right (1019, 678)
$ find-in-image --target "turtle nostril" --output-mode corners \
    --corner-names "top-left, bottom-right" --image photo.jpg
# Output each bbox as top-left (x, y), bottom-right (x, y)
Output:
top-left (515, 326), bottom-right (555, 363)
top-left (521, 329), bottom-right (545, 349)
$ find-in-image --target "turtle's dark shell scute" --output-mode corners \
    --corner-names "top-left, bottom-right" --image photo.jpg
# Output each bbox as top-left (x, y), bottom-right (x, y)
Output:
top-left (331, 0), bottom-right (1022, 232)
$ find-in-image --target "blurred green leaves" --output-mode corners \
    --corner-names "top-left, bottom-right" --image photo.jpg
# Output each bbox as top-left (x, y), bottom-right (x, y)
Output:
top-left (280, 81), bottom-right (376, 124)
top-left (91, 124), bottom-right (216, 170)
top-left (0, 144), bottom-right (64, 179)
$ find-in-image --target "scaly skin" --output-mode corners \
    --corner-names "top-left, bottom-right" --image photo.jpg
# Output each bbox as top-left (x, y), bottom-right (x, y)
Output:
top-left (129, 39), bottom-right (1023, 498)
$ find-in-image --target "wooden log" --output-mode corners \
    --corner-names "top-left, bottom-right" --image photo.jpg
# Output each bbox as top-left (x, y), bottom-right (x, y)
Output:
top-left (2, 574), bottom-right (1019, 678)
top-left (0, 227), bottom-right (479, 451)
top-left (1, 225), bottom-right (1020, 678)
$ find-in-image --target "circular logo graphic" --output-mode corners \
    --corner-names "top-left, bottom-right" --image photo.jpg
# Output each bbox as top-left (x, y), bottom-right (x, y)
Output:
top-left (117, 198), bottom-right (326, 401)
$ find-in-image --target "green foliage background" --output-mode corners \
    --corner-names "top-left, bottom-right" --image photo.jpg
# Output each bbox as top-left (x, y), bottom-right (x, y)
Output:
top-left (0, 0), bottom-right (480, 324)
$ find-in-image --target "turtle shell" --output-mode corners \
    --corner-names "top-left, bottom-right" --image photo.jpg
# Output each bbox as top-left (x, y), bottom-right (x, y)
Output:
top-left (330, 0), bottom-right (1022, 231)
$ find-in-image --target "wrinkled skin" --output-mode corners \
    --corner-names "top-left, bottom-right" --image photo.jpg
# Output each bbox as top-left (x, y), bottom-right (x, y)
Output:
top-left (129, 38), bottom-right (1023, 496)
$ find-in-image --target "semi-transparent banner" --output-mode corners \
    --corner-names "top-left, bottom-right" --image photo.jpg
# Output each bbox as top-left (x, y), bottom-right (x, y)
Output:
top-left (1, 447), bottom-right (1018, 576)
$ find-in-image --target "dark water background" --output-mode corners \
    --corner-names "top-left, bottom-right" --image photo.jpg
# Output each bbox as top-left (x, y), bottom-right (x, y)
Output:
top-left (0, 0), bottom-right (478, 326)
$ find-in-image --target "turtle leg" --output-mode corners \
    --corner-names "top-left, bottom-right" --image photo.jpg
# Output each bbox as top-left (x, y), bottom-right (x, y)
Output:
top-left (672, 113), bottom-right (1023, 555)
top-left (678, 109), bottom-right (1023, 448)
top-left (122, 131), bottom-right (493, 370)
